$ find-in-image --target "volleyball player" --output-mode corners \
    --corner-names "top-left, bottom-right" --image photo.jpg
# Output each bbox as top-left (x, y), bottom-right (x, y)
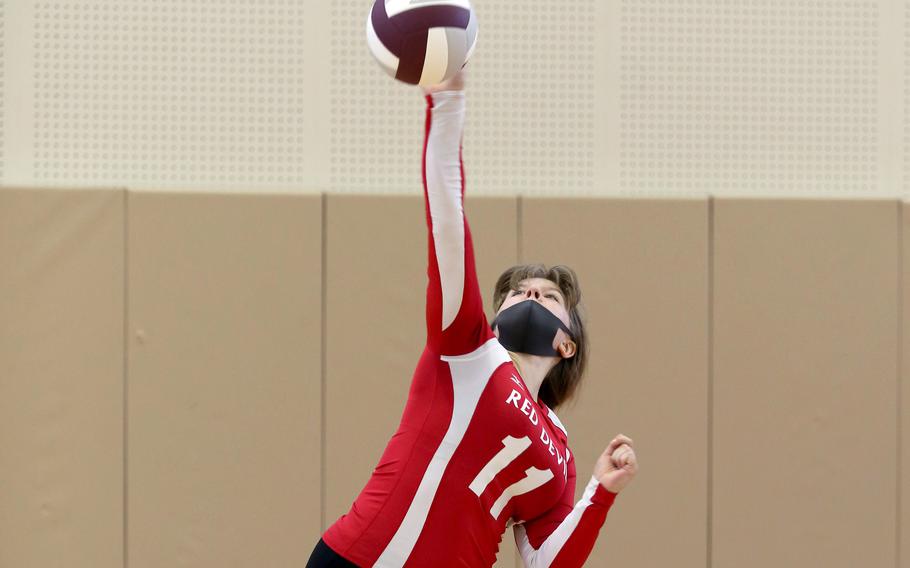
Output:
top-left (307, 69), bottom-right (638, 567)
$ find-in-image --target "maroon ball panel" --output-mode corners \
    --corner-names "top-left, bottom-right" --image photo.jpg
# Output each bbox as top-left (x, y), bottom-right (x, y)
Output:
top-left (391, 5), bottom-right (470, 34)
top-left (395, 30), bottom-right (429, 85)
top-left (371, 0), bottom-right (403, 58)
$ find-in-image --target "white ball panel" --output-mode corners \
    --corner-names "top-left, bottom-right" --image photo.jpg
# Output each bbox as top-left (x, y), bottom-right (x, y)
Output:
top-left (442, 27), bottom-right (470, 73)
top-left (418, 27), bottom-right (450, 87)
top-left (464, 23), bottom-right (477, 65)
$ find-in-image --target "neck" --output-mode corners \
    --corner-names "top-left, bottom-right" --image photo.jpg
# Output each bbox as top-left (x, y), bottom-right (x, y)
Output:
top-left (508, 351), bottom-right (557, 404)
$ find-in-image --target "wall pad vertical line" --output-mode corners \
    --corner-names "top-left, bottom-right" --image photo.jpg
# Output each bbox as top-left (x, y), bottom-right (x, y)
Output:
top-left (320, 192), bottom-right (328, 533)
top-left (897, 201), bottom-right (903, 568)
top-left (706, 195), bottom-right (715, 568)
top-left (123, 188), bottom-right (130, 568)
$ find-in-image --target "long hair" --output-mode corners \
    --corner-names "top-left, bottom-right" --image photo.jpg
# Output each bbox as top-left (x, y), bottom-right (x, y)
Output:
top-left (491, 264), bottom-right (588, 409)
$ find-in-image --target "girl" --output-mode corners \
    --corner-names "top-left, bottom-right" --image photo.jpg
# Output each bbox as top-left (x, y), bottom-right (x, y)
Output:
top-left (308, 69), bottom-right (638, 568)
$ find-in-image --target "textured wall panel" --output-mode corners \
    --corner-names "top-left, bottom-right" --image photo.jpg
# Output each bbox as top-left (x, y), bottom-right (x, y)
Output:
top-left (4, 0), bottom-right (908, 197)
top-left (618, 0), bottom-right (880, 196)
top-left (463, 0), bottom-right (599, 197)
top-left (520, 197), bottom-right (710, 567)
top-left (329, 0), bottom-right (424, 196)
top-left (713, 199), bottom-right (898, 567)
top-left (0, 188), bottom-right (124, 568)
top-left (23, 0), bottom-right (330, 191)
top-left (127, 192), bottom-right (322, 566)
top-left (330, 0), bottom-right (600, 196)
top-left (323, 194), bottom-right (518, 566)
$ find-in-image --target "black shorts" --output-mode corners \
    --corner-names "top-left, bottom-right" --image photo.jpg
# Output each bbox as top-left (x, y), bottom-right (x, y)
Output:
top-left (306, 538), bottom-right (359, 568)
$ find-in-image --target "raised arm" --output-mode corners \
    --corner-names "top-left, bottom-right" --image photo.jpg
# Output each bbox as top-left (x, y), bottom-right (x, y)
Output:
top-left (421, 82), bottom-right (494, 356)
top-left (513, 454), bottom-right (618, 568)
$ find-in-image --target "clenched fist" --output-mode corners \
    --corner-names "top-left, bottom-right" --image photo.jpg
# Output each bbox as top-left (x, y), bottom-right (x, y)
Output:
top-left (594, 434), bottom-right (638, 494)
top-left (420, 68), bottom-right (466, 95)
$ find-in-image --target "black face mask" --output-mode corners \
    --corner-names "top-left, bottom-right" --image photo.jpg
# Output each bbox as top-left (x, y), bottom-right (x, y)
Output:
top-left (491, 300), bottom-right (573, 357)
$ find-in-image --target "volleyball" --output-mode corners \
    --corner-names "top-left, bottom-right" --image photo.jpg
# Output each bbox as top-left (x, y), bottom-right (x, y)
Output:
top-left (366, 0), bottom-right (478, 87)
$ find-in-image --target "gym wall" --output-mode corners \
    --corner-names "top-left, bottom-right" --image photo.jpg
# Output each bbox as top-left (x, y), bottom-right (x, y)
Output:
top-left (0, 188), bottom-right (904, 568)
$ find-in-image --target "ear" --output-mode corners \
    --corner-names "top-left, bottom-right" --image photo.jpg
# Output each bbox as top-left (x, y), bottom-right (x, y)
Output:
top-left (557, 340), bottom-right (577, 359)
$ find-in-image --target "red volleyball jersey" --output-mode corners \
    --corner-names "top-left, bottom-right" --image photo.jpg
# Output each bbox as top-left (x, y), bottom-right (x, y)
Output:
top-left (322, 90), bottom-right (617, 568)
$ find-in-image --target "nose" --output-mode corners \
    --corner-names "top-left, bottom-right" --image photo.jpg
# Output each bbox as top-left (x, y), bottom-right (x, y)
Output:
top-left (524, 286), bottom-right (542, 301)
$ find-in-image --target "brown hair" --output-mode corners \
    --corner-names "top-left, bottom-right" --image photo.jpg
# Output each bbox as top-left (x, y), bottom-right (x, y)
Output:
top-left (491, 264), bottom-right (588, 409)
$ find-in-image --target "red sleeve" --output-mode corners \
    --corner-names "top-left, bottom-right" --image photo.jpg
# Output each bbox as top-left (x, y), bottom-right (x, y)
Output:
top-left (422, 91), bottom-right (495, 356)
top-left (513, 452), bottom-right (618, 567)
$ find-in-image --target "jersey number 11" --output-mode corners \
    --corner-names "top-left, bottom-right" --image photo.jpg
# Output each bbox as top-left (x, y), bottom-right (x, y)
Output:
top-left (468, 435), bottom-right (554, 519)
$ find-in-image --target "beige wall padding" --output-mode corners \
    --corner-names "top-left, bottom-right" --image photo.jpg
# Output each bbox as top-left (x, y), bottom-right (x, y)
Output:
top-left (521, 198), bottom-right (710, 567)
top-left (323, 194), bottom-right (426, 531)
top-left (127, 192), bottom-right (323, 567)
top-left (3, 188), bottom-right (910, 567)
top-left (713, 199), bottom-right (899, 568)
top-left (0, 188), bottom-right (125, 568)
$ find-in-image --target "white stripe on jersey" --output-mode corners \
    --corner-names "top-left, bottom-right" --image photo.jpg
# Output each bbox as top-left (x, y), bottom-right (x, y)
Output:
top-left (546, 408), bottom-right (569, 437)
top-left (513, 476), bottom-right (603, 568)
top-left (374, 338), bottom-right (511, 567)
top-left (424, 91), bottom-right (466, 331)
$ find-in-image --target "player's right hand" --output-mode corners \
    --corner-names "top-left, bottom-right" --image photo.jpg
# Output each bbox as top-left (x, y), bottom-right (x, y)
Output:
top-left (593, 434), bottom-right (638, 494)
top-left (421, 68), bottom-right (466, 95)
